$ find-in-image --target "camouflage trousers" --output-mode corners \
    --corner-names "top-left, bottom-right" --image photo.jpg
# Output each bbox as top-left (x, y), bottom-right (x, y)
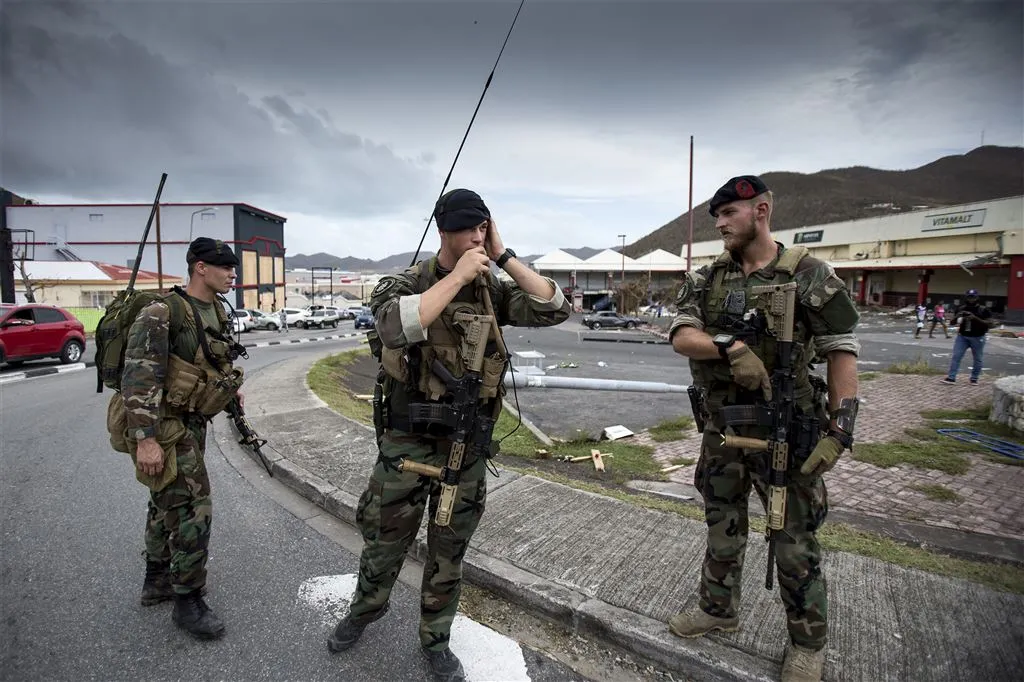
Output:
top-left (144, 424), bottom-right (212, 595)
top-left (348, 431), bottom-right (488, 651)
top-left (694, 429), bottom-right (829, 650)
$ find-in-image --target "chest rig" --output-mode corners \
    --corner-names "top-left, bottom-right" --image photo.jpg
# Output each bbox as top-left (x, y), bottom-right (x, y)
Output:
top-left (378, 259), bottom-right (509, 442)
top-left (162, 289), bottom-right (246, 420)
top-left (693, 245), bottom-right (819, 415)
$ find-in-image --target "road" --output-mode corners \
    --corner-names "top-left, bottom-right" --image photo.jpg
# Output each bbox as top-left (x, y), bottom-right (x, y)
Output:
top-left (501, 312), bottom-right (1024, 440)
top-left (0, 336), bottom-right (589, 682)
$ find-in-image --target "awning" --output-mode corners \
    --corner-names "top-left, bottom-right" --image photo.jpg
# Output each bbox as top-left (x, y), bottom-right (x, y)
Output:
top-left (831, 252), bottom-right (1008, 270)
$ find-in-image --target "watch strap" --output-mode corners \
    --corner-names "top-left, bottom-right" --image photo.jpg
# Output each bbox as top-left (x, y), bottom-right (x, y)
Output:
top-left (496, 249), bottom-right (515, 269)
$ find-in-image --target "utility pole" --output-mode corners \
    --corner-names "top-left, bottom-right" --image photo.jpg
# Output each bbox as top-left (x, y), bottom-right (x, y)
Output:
top-left (687, 135), bottom-right (694, 272)
top-left (618, 233), bottom-right (626, 312)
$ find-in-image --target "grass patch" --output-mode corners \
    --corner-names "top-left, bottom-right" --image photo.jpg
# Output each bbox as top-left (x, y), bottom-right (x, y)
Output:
top-left (909, 483), bottom-right (963, 503)
top-left (647, 415), bottom-right (696, 443)
top-left (670, 457), bottom-right (696, 466)
top-left (853, 441), bottom-right (971, 475)
top-left (858, 372), bottom-right (880, 381)
top-left (886, 356), bottom-right (944, 375)
top-left (501, 463), bottom-right (1024, 595)
top-left (307, 348), bottom-right (374, 426)
top-left (854, 400), bottom-right (1024, 473)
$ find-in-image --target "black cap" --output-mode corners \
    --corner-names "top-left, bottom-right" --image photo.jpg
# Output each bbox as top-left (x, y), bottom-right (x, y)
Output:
top-left (708, 175), bottom-right (770, 216)
top-left (433, 188), bottom-right (490, 232)
top-left (966, 288), bottom-right (979, 297)
top-left (186, 237), bottom-right (239, 267)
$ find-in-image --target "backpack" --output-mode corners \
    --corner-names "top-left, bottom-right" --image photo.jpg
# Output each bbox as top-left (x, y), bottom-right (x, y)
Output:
top-left (94, 288), bottom-right (189, 393)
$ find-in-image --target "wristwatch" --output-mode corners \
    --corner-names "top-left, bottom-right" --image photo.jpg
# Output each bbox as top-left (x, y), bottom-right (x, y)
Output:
top-left (712, 333), bottom-right (737, 359)
top-left (134, 426), bottom-right (156, 440)
top-left (495, 248), bottom-right (517, 269)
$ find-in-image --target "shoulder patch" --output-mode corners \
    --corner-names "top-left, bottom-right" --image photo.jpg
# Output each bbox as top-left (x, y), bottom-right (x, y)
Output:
top-left (370, 277), bottom-right (398, 298)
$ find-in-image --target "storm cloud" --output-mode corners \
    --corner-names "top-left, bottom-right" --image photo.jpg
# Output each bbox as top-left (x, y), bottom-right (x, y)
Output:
top-left (1, 0), bottom-right (1021, 259)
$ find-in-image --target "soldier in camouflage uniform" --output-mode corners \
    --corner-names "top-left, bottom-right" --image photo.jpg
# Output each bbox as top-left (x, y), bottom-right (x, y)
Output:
top-left (667, 176), bottom-right (861, 682)
top-left (122, 237), bottom-right (243, 640)
top-left (327, 189), bottom-right (570, 681)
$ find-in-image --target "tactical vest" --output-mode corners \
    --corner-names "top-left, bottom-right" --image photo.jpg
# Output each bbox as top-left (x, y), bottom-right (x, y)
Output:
top-left (379, 258), bottom-right (508, 427)
top-left (692, 245), bottom-right (818, 415)
top-left (163, 292), bottom-right (245, 418)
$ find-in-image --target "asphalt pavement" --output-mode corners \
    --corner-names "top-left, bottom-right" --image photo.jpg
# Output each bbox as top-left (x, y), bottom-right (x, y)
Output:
top-left (0, 337), bottom-right (587, 682)
top-left (500, 314), bottom-right (1023, 440)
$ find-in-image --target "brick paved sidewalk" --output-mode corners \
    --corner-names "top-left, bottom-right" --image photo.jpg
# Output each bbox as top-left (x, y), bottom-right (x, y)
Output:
top-left (631, 373), bottom-right (1024, 541)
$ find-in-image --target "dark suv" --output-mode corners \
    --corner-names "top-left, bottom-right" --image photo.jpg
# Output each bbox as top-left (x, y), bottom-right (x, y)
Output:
top-left (0, 303), bottom-right (87, 367)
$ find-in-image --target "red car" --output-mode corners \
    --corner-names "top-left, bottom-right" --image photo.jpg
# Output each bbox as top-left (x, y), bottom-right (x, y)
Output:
top-left (0, 303), bottom-right (87, 368)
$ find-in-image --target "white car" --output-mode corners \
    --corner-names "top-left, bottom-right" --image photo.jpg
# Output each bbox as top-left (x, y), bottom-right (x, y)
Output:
top-left (232, 309), bottom-right (255, 332)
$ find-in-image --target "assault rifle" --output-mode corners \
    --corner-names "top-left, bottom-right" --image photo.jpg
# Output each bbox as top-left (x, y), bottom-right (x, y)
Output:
top-left (227, 397), bottom-right (274, 477)
top-left (721, 282), bottom-right (798, 591)
top-left (398, 308), bottom-right (493, 527)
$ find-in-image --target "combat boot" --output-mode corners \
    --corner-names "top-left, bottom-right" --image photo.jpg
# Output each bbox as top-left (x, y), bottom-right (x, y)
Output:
top-left (780, 643), bottom-right (825, 682)
top-left (140, 560), bottom-right (174, 606)
top-left (421, 647), bottom-right (467, 682)
top-left (172, 590), bottom-right (225, 640)
top-left (668, 606), bottom-right (739, 638)
top-left (326, 602), bottom-right (390, 653)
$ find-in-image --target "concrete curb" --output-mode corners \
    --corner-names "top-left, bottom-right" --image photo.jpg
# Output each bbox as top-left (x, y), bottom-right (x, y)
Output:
top-left (0, 334), bottom-right (362, 386)
top-left (224, 410), bottom-right (780, 682)
top-left (241, 331), bottom-right (364, 349)
top-left (0, 360), bottom-right (95, 385)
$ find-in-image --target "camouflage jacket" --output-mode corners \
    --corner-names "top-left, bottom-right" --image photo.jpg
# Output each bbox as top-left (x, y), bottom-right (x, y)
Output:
top-left (371, 256), bottom-right (571, 351)
top-left (669, 242), bottom-right (860, 411)
top-left (122, 295), bottom-right (225, 433)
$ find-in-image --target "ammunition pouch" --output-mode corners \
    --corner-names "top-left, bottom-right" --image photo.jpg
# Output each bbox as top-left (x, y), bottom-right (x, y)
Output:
top-left (381, 344), bottom-right (506, 402)
top-left (106, 393), bottom-right (131, 454)
top-left (194, 367), bottom-right (245, 417)
top-left (164, 354), bottom-right (245, 417)
top-left (387, 402), bottom-right (499, 461)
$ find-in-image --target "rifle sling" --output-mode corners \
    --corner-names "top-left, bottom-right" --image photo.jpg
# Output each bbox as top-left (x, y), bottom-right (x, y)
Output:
top-left (175, 287), bottom-right (227, 375)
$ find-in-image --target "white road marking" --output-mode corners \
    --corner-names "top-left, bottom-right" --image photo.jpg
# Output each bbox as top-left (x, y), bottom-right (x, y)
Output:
top-left (297, 574), bottom-right (532, 682)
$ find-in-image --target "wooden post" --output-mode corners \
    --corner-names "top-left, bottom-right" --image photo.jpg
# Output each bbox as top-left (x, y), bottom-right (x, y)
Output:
top-left (155, 204), bottom-right (164, 290)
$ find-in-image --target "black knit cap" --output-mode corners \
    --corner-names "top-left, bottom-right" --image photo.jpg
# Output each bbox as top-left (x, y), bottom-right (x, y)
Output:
top-left (708, 175), bottom-right (770, 217)
top-left (433, 188), bottom-right (491, 232)
top-left (186, 237), bottom-right (239, 267)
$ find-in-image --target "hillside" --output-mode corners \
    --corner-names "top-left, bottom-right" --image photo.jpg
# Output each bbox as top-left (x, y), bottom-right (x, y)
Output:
top-left (623, 145), bottom-right (1024, 258)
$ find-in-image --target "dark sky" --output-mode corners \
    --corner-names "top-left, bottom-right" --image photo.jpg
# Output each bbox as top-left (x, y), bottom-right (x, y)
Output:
top-left (2, 0), bottom-right (1021, 258)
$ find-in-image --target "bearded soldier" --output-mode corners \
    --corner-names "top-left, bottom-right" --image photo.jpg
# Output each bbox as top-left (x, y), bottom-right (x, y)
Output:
top-left (668, 176), bottom-right (860, 682)
top-left (327, 189), bottom-right (570, 681)
top-left (118, 237), bottom-right (246, 640)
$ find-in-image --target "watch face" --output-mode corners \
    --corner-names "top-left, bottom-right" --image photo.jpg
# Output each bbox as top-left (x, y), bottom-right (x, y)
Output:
top-left (713, 334), bottom-right (731, 345)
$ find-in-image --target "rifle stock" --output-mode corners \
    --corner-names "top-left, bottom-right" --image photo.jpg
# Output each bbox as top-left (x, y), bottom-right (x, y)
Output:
top-left (722, 281), bottom-right (798, 590)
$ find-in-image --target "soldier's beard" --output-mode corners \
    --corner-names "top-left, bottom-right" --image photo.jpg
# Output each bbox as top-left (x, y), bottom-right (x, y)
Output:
top-left (725, 218), bottom-right (758, 259)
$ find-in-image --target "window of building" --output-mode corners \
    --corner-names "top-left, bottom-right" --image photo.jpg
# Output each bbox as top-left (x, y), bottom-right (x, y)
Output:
top-left (89, 213), bottom-right (103, 222)
top-left (83, 291), bottom-right (116, 308)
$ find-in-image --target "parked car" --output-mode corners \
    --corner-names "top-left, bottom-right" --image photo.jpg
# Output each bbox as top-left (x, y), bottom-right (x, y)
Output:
top-left (353, 307), bottom-right (375, 330)
top-left (279, 308), bottom-right (306, 328)
top-left (247, 309), bottom-right (280, 331)
top-left (582, 310), bottom-right (643, 330)
top-left (0, 303), bottom-right (87, 367)
top-left (303, 308), bottom-right (339, 329)
top-left (232, 309), bottom-right (255, 332)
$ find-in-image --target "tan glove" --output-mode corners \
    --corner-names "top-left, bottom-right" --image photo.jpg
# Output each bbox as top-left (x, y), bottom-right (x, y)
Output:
top-left (726, 344), bottom-right (773, 400)
top-left (799, 435), bottom-right (845, 476)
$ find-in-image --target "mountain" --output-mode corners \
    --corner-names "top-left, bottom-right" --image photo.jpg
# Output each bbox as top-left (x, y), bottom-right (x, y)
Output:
top-left (623, 145), bottom-right (1024, 258)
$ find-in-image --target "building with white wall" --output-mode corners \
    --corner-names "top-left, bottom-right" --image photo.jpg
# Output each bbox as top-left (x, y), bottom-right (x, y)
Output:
top-left (682, 195), bottom-right (1024, 323)
top-left (3, 200), bottom-right (288, 311)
